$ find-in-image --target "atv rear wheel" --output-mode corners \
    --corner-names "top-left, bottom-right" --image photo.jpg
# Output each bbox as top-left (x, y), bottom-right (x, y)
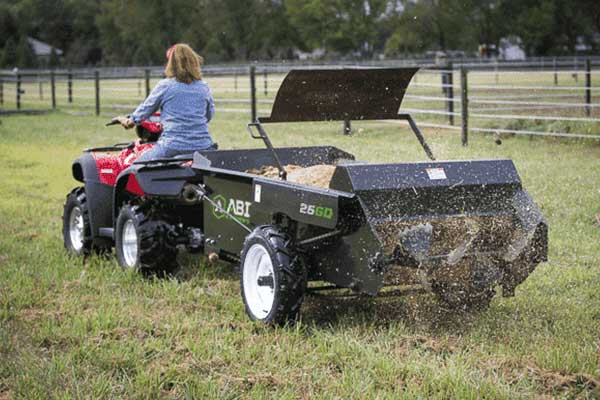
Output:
top-left (63, 187), bottom-right (108, 255)
top-left (115, 203), bottom-right (178, 275)
top-left (240, 226), bottom-right (306, 325)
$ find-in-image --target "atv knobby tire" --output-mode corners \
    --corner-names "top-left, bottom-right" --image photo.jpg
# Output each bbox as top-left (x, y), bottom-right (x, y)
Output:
top-left (115, 203), bottom-right (178, 276)
top-left (240, 226), bottom-right (306, 325)
top-left (63, 187), bottom-right (110, 255)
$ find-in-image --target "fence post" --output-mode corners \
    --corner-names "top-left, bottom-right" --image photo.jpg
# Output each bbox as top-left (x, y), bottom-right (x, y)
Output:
top-left (446, 63), bottom-right (454, 125)
top-left (342, 120), bottom-right (351, 135)
top-left (585, 59), bottom-right (591, 117)
top-left (50, 70), bottom-right (56, 109)
top-left (249, 66), bottom-right (257, 122)
top-left (16, 73), bottom-right (21, 110)
top-left (0, 78), bottom-right (3, 105)
top-left (67, 69), bottom-right (73, 103)
top-left (460, 67), bottom-right (469, 146)
top-left (94, 70), bottom-right (100, 116)
top-left (144, 69), bottom-right (150, 97)
top-left (234, 71), bottom-right (238, 92)
top-left (553, 57), bottom-right (558, 86)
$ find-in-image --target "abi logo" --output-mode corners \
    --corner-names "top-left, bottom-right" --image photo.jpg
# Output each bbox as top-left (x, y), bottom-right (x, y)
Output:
top-left (212, 195), bottom-right (251, 223)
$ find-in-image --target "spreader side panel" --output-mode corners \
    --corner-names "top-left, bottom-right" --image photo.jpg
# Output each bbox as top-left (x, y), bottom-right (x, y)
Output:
top-left (203, 175), bottom-right (260, 255)
top-left (330, 159), bottom-right (522, 192)
top-left (250, 178), bottom-right (353, 229)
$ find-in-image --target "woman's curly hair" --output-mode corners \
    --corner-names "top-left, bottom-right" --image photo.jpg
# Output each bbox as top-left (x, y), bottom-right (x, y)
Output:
top-left (164, 44), bottom-right (203, 84)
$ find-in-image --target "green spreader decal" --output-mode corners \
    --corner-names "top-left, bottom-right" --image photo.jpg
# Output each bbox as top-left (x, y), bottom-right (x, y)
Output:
top-left (211, 195), bottom-right (251, 224)
top-left (299, 203), bottom-right (333, 219)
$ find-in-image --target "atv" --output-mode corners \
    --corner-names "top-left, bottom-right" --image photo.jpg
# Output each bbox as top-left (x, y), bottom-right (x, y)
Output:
top-left (63, 68), bottom-right (547, 325)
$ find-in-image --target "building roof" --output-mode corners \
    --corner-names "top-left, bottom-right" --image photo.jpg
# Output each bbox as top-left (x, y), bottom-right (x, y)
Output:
top-left (27, 37), bottom-right (63, 57)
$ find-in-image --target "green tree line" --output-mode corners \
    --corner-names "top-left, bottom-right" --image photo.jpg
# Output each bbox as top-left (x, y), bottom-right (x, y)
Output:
top-left (1, 0), bottom-right (599, 68)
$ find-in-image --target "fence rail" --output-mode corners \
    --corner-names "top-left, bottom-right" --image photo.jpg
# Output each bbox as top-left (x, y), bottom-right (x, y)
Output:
top-left (1, 58), bottom-right (599, 144)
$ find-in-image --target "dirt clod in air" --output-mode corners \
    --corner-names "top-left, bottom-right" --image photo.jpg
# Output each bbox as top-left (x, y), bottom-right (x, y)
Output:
top-left (246, 164), bottom-right (336, 189)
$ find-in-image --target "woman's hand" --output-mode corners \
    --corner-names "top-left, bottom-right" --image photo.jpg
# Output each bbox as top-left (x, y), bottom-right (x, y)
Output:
top-left (115, 116), bottom-right (135, 129)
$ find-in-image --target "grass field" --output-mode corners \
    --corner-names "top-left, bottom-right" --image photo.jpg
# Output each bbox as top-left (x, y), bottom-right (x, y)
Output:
top-left (1, 109), bottom-right (600, 399)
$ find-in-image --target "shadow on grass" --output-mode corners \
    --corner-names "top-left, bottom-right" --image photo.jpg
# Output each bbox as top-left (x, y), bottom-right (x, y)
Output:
top-left (130, 252), bottom-right (490, 334)
top-left (174, 253), bottom-right (239, 283)
top-left (301, 288), bottom-right (487, 334)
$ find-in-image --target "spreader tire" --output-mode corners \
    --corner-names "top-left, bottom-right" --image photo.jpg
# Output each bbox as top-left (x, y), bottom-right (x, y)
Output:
top-left (240, 226), bottom-right (306, 325)
top-left (115, 203), bottom-right (178, 275)
top-left (63, 187), bottom-right (93, 255)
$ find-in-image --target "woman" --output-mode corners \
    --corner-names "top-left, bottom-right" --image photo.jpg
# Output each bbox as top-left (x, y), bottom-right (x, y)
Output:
top-left (117, 44), bottom-right (215, 161)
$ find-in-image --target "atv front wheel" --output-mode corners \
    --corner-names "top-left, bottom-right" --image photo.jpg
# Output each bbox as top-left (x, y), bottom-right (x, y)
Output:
top-left (63, 187), bottom-right (94, 255)
top-left (240, 226), bottom-right (306, 325)
top-left (115, 204), bottom-right (178, 275)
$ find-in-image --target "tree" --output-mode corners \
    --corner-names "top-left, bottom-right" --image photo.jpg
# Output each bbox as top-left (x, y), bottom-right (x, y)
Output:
top-left (2, 0), bottom-right (600, 65)
top-left (13, 0), bottom-right (75, 53)
top-left (0, 37), bottom-right (18, 68)
top-left (15, 36), bottom-right (37, 68)
top-left (0, 5), bottom-right (20, 49)
top-left (202, 0), bottom-right (261, 61)
top-left (285, 0), bottom-right (392, 58)
top-left (95, 0), bottom-right (208, 65)
top-left (49, 47), bottom-right (60, 67)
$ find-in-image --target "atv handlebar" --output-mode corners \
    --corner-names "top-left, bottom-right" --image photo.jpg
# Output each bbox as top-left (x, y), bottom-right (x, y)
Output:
top-left (105, 118), bottom-right (121, 127)
top-left (106, 115), bottom-right (134, 128)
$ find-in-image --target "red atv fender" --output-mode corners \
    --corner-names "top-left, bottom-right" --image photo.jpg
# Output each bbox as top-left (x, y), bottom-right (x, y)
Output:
top-left (93, 142), bottom-right (155, 186)
top-left (71, 141), bottom-right (155, 239)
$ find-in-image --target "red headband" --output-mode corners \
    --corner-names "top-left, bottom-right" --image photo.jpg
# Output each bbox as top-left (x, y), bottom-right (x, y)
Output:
top-left (166, 45), bottom-right (176, 60)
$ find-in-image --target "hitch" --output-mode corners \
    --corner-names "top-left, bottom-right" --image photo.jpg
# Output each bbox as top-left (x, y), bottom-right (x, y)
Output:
top-left (182, 184), bottom-right (252, 233)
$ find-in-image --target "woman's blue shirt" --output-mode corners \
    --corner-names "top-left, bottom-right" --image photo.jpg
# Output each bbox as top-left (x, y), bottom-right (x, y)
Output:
top-left (131, 78), bottom-right (215, 150)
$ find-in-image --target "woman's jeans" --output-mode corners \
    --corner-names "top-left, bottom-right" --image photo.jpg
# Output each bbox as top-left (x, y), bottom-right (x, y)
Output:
top-left (135, 141), bottom-right (216, 162)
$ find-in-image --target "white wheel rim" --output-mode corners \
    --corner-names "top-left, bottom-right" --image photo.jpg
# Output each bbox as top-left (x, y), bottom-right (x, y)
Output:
top-left (243, 243), bottom-right (276, 319)
top-left (69, 206), bottom-right (84, 252)
top-left (121, 219), bottom-right (138, 268)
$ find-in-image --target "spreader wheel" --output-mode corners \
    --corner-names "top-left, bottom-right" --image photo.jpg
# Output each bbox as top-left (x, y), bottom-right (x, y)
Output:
top-left (240, 226), bottom-right (306, 325)
top-left (115, 203), bottom-right (178, 276)
top-left (63, 187), bottom-right (93, 255)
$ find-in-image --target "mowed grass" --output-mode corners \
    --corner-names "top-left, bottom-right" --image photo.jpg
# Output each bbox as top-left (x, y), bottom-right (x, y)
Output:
top-left (1, 110), bottom-right (600, 399)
